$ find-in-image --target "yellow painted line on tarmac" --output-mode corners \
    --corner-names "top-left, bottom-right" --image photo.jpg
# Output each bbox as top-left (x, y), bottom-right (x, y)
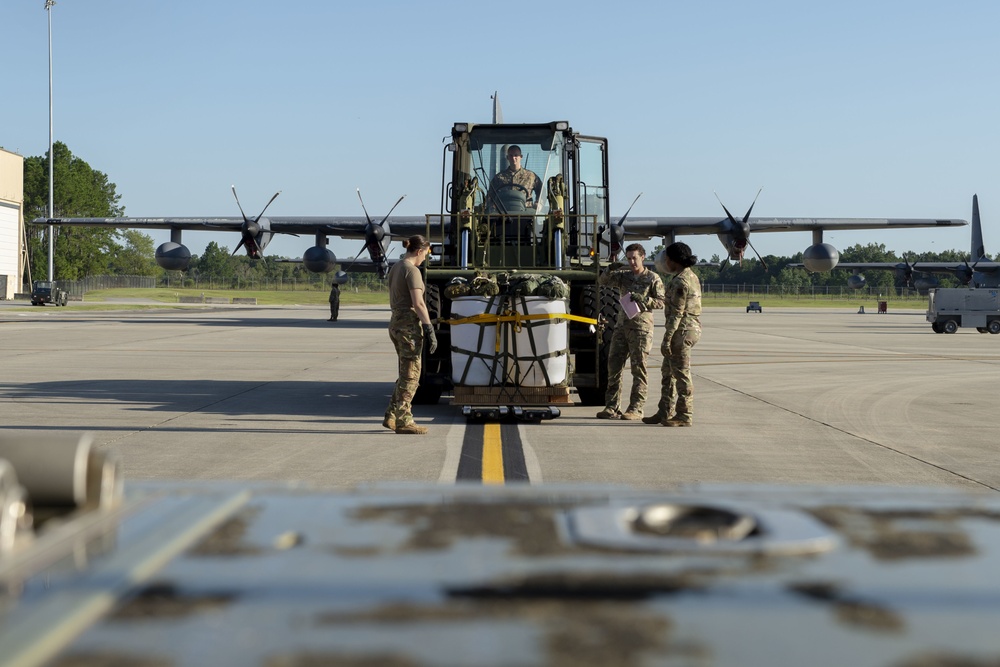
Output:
top-left (481, 423), bottom-right (504, 484)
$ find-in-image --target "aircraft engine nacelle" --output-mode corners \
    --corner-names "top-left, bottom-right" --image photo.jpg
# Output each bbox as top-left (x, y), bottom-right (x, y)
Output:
top-left (913, 275), bottom-right (940, 292)
top-left (155, 242), bottom-right (192, 271)
top-left (954, 266), bottom-right (974, 286)
top-left (847, 273), bottom-right (866, 290)
top-left (801, 243), bottom-right (840, 273)
top-left (303, 246), bottom-right (337, 274)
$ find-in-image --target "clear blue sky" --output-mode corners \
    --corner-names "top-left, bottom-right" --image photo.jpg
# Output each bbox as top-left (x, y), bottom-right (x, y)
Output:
top-left (2, 0), bottom-right (998, 264)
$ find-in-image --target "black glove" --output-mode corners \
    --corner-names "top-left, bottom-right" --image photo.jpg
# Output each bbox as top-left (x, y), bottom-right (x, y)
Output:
top-left (422, 323), bottom-right (438, 354)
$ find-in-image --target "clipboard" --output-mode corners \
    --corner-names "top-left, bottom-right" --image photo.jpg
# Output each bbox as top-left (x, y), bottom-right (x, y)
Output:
top-left (619, 292), bottom-right (641, 320)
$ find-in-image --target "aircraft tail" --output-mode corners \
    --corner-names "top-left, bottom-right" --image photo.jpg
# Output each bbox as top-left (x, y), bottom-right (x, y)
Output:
top-left (491, 92), bottom-right (503, 124)
top-left (972, 194), bottom-right (986, 260)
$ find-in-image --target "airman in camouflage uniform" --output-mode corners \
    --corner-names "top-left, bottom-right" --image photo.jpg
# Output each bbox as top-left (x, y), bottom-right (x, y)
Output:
top-left (384, 235), bottom-right (437, 435)
top-left (644, 242), bottom-right (702, 427)
top-left (487, 145), bottom-right (542, 213)
top-left (596, 244), bottom-right (665, 420)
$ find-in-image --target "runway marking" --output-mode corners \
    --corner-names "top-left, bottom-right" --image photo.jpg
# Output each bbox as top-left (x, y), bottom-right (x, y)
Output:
top-left (695, 354), bottom-right (1000, 367)
top-left (482, 424), bottom-right (504, 484)
top-left (454, 422), bottom-right (530, 484)
top-left (699, 373), bottom-right (1000, 492)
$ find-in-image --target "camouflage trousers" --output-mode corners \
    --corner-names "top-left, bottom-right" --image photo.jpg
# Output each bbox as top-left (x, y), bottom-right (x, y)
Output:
top-left (656, 325), bottom-right (701, 422)
top-left (328, 293), bottom-right (340, 320)
top-left (604, 324), bottom-right (655, 413)
top-left (386, 310), bottom-right (424, 427)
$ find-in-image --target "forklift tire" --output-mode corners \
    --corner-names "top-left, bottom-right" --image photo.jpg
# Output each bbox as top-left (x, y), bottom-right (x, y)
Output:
top-left (943, 320), bottom-right (959, 334)
top-left (989, 320), bottom-right (1000, 335)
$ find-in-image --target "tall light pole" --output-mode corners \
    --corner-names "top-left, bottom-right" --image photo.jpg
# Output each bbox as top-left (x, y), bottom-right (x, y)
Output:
top-left (46, 0), bottom-right (56, 281)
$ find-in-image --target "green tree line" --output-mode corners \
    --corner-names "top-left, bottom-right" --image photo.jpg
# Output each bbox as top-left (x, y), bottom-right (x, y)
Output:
top-left (24, 143), bottom-right (986, 290)
top-left (23, 142), bottom-right (373, 289)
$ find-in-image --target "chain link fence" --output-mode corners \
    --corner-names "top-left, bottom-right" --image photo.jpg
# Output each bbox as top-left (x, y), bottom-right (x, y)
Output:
top-left (23, 276), bottom-right (921, 301)
top-left (31, 274), bottom-right (389, 297)
top-left (702, 283), bottom-right (927, 300)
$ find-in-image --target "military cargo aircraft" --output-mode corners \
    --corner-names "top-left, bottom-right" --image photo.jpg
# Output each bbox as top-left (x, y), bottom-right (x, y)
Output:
top-left (35, 186), bottom-right (423, 280)
top-left (792, 195), bottom-right (997, 292)
top-left (33, 187), bottom-right (966, 279)
top-left (604, 187), bottom-right (965, 274)
top-left (31, 98), bottom-right (966, 278)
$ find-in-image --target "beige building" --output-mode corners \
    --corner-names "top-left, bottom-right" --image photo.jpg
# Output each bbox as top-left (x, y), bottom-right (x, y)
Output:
top-left (0, 149), bottom-right (26, 299)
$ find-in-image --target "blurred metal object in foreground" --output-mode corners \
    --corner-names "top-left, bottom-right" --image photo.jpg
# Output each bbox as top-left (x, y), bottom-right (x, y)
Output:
top-left (2, 434), bottom-right (1000, 666)
top-left (0, 432), bottom-right (122, 561)
top-left (0, 432), bottom-right (122, 510)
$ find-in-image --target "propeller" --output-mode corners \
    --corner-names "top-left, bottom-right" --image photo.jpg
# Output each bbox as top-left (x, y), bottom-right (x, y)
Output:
top-left (900, 253), bottom-right (917, 287)
top-left (714, 188), bottom-right (768, 272)
top-left (957, 255), bottom-right (981, 286)
top-left (345, 189), bottom-right (406, 279)
top-left (231, 185), bottom-right (281, 259)
top-left (600, 192), bottom-right (642, 261)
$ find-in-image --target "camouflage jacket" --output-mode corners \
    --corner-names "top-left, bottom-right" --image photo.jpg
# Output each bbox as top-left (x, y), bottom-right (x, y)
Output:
top-left (663, 267), bottom-right (702, 338)
top-left (599, 266), bottom-right (665, 329)
top-left (488, 167), bottom-right (542, 208)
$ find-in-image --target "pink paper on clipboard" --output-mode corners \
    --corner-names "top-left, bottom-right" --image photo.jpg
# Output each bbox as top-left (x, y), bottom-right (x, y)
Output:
top-left (619, 292), bottom-right (641, 319)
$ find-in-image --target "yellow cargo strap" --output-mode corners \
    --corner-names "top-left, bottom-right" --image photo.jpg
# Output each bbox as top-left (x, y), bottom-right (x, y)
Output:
top-left (444, 311), bottom-right (598, 330)
top-left (445, 310), bottom-right (598, 354)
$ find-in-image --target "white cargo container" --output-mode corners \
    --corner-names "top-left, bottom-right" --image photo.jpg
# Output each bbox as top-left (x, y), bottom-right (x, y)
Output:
top-left (450, 295), bottom-right (569, 386)
top-left (926, 287), bottom-right (1000, 333)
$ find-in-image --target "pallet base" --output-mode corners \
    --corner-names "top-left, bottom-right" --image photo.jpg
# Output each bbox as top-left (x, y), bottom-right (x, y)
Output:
top-left (451, 385), bottom-right (573, 406)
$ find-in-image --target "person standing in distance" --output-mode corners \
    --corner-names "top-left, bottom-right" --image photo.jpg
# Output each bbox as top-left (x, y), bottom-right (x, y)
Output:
top-left (328, 282), bottom-right (340, 322)
top-left (596, 243), bottom-right (665, 420)
top-left (644, 242), bottom-right (702, 427)
top-left (384, 235), bottom-right (437, 435)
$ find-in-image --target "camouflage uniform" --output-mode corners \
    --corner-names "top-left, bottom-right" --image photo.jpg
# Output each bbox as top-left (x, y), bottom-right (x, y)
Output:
top-left (328, 283), bottom-right (340, 321)
top-left (598, 266), bottom-right (666, 415)
top-left (488, 167), bottom-right (542, 212)
top-left (387, 310), bottom-right (424, 428)
top-left (655, 267), bottom-right (702, 424)
top-left (385, 261), bottom-right (426, 429)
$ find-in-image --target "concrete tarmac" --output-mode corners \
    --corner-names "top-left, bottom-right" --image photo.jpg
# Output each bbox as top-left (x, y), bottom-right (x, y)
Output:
top-left (1, 302), bottom-right (997, 492)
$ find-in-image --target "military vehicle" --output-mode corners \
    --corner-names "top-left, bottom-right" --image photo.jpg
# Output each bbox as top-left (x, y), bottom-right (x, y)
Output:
top-left (29, 280), bottom-right (68, 307)
top-left (417, 121), bottom-right (622, 418)
top-left (927, 286), bottom-right (1000, 333)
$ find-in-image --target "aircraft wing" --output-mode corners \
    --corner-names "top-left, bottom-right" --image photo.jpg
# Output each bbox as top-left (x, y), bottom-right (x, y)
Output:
top-left (909, 261), bottom-right (1000, 275)
top-left (34, 216), bottom-right (430, 240)
top-left (790, 261), bottom-right (1000, 276)
top-left (34, 216), bottom-right (247, 231)
top-left (621, 217), bottom-right (966, 238)
top-left (611, 215), bottom-right (965, 269)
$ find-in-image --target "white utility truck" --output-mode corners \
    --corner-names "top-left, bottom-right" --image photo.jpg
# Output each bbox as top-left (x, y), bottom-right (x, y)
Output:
top-left (926, 287), bottom-right (1000, 333)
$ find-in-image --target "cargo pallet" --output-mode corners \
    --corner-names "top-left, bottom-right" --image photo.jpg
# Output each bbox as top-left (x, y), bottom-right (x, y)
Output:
top-left (452, 385), bottom-right (570, 421)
